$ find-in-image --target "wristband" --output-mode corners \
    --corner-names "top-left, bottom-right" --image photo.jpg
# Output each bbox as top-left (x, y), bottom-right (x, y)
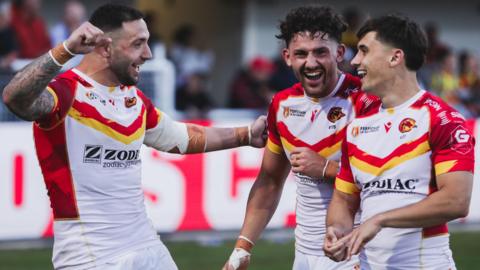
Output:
top-left (235, 235), bottom-right (254, 252)
top-left (62, 41), bottom-right (76, 56)
top-left (49, 42), bottom-right (75, 66)
top-left (322, 159), bottom-right (330, 179)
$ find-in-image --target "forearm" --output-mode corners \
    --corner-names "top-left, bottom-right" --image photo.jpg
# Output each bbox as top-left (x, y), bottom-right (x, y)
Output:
top-left (2, 52), bottom-right (61, 120)
top-left (239, 173), bottom-right (285, 243)
top-left (204, 126), bottom-right (249, 152)
top-left (375, 189), bottom-right (470, 229)
top-left (326, 190), bottom-right (358, 235)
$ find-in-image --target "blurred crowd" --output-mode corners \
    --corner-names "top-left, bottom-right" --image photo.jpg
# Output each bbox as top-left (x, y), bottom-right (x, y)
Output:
top-left (0, 1), bottom-right (479, 118)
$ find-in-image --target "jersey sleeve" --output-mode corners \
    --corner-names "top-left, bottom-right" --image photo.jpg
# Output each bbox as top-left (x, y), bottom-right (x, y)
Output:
top-left (430, 112), bottom-right (475, 176)
top-left (353, 91), bottom-right (380, 117)
top-left (138, 90), bottom-right (189, 153)
top-left (266, 95), bottom-right (283, 155)
top-left (334, 136), bottom-right (360, 194)
top-left (35, 76), bottom-right (76, 129)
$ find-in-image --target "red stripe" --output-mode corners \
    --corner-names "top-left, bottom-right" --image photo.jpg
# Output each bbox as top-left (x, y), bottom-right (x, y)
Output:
top-left (13, 154), bottom-right (24, 207)
top-left (277, 122), bottom-right (346, 152)
top-left (72, 100), bottom-right (145, 136)
top-left (34, 123), bottom-right (79, 219)
top-left (423, 224), bottom-right (448, 237)
top-left (347, 132), bottom-right (429, 167)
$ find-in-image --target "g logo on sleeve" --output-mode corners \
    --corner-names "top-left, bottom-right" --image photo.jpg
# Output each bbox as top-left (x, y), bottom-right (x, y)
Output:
top-left (450, 126), bottom-right (473, 154)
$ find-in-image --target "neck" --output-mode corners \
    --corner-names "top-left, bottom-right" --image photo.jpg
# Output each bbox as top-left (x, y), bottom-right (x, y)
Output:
top-left (76, 54), bottom-right (120, 87)
top-left (379, 70), bottom-right (421, 108)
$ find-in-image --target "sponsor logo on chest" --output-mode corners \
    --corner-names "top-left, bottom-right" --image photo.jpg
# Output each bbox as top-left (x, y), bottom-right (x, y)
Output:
top-left (83, 145), bottom-right (141, 168)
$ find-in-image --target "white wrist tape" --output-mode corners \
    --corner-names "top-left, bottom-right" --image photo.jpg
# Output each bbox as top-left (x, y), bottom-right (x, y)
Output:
top-left (228, 248), bottom-right (250, 270)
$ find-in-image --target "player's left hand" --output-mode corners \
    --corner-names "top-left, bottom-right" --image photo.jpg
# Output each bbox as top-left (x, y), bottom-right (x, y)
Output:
top-left (290, 147), bottom-right (327, 179)
top-left (345, 216), bottom-right (382, 260)
top-left (222, 248), bottom-right (251, 270)
top-left (249, 115), bottom-right (267, 148)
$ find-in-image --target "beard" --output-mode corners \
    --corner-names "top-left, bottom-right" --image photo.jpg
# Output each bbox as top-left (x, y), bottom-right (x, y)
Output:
top-left (110, 58), bottom-right (138, 86)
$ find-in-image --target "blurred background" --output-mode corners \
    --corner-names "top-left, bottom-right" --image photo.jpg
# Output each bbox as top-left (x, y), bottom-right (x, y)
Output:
top-left (1, 0), bottom-right (480, 269)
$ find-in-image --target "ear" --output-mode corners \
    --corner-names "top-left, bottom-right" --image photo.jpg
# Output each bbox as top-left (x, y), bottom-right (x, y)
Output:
top-left (282, 48), bottom-right (292, 66)
top-left (389, 49), bottom-right (404, 67)
top-left (336, 44), bottom-right (346, 63)
top-left (97, 41), bottom-right (112, 58)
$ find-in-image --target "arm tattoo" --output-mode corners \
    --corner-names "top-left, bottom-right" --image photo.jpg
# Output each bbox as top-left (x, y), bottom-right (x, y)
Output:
top-left (2, 52), bottom-right (62, 121)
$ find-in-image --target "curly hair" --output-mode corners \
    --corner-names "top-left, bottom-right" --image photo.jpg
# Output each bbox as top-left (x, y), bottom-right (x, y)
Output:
top-left (276, 6), bottom-right (348, 47)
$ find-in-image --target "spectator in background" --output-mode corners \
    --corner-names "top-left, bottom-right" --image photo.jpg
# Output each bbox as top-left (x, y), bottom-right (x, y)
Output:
top-left (228, 56), bottom-right (274, 109)
top-left (10, 0), bottom-right (50, 58)
top-left (175, 71), bottom-right (214, 119)
top-left (418, 22), bottom-right (449, 89)
top-left (458, 50), bottom-right (480, 116)
top-left (431, 47), bottom-right (474, 118)
top-left (340, 6), bottom-right (365, 75)
top-left (169, 23), bottom-right (214, 88)
top-left (144, 11), bottom-right (165, 58)
top-left (0, 1), bottom-right (17, 72)
top-left (268, 49), bottom-right (297, 92)
top-left (50, 0), bottom-right (85, 70)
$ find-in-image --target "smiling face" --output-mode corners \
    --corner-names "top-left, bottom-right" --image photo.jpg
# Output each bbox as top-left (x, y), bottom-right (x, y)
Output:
top-left (350, 31), bottom-right (397, 96)
top-left (108, 19), bottom-right (152, 86)
top-left (282, 31), bottom-right (345, 98)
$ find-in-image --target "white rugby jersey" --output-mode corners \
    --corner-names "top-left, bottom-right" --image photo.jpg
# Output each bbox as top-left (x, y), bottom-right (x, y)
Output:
top-left (336, 90), bottom-right (475, 269)
top-left (266, 73), bottom-right (379, 256)
top-left (34, 69), bottom-right (186, 269)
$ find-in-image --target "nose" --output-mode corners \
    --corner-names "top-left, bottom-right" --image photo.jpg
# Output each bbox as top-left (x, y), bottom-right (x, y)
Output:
top-left (305, 53), bottom-right (318, 69)
top-left (350, 52), bottom-right (361, 67)
top-left (143, 44), bottom-right (153, 60)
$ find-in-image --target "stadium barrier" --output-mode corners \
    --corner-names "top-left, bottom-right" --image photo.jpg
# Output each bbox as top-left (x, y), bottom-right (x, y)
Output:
top-left (0, 118), bottom-right (479, 240)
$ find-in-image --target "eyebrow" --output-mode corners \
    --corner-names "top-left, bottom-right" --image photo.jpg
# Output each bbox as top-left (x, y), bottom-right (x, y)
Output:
top-left (358, 44), bottom-right (368, 51)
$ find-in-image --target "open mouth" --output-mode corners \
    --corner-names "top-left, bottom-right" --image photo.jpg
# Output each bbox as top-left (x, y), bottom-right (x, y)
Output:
top-left (132, 63), bottom-right (141, 73)
top-left (303, 71), bottom-right (323, 81)
top-left (357, 69), bottom-right (367, 78)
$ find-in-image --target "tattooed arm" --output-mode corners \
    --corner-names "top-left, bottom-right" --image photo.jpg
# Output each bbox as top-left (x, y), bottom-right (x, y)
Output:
top-left (2, 54), bottom-right (61, 121)
top-left (2, 22), bottom-right (110, 121)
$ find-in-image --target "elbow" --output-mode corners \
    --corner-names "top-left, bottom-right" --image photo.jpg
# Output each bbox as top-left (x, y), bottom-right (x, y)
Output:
top-left (2, 86), bottom-right (12, 107)
top-left (450, 199), bottom-right (470, 219)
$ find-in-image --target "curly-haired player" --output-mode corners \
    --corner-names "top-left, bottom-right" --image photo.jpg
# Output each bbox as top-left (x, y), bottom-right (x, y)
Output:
top-left (223, 5), bottom-right (379, 270)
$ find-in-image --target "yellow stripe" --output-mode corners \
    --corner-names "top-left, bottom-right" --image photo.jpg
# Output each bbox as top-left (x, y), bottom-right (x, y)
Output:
top-left (281, 136), bottom-right (341, 159)
top-left (267, 139), bottom-right (283, 154)
top-left (154, 108), bottom-right (163, 125)
top-left (318, 140), bottom-right (342, 159)
top-left (350, 140), bottom-right (430, 176)
top-left (335, 177), bottom-right (360, 194)
top-left (434, 160), bottom-right (457, 176)
top-left (46, 87), bottom-right (58, 110)
top-left (68, 107), bottom-right (146, 144)
top-left (280, 137), bottom-right (295, 152)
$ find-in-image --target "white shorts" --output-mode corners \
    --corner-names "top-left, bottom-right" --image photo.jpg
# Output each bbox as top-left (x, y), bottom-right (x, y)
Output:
top-left (293, 250), bottom-right (360, 270)
top-left (95, 244), bottom-right (178, 270)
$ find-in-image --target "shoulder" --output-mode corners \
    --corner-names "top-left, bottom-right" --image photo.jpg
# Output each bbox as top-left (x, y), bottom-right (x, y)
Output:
top-left (413, 91), bottom-right (466, 124)
top-left (270, 83), bottom-right (303, 106)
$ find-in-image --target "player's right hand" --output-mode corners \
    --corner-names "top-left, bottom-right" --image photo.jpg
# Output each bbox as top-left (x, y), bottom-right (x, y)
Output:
top-left (64, 22), bottom-right (112, 55)
top-left (323, 226), bottom-right (350, 262)
top-left (290, 147), bottom-right (327, 179)
top-left (222, 248), bottom-right (251, 270)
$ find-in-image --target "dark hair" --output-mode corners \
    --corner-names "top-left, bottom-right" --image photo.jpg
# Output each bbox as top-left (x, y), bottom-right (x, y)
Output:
top-left (276, 6), bottom-right (347, 47)
top-left (357, 14), bottom-right (427, 71)
top-left (89, 4), bottom-right (144, 32)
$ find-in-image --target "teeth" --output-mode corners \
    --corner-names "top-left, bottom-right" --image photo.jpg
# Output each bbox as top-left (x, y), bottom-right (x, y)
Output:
top-left (306, 72), bottom-right (320, 76)
top-left (358, 70), bottom-right (366, 76)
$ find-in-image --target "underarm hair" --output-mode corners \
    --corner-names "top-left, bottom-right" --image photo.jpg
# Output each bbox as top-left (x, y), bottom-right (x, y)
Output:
top-left (186, 124), bottom-right (207, 153)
